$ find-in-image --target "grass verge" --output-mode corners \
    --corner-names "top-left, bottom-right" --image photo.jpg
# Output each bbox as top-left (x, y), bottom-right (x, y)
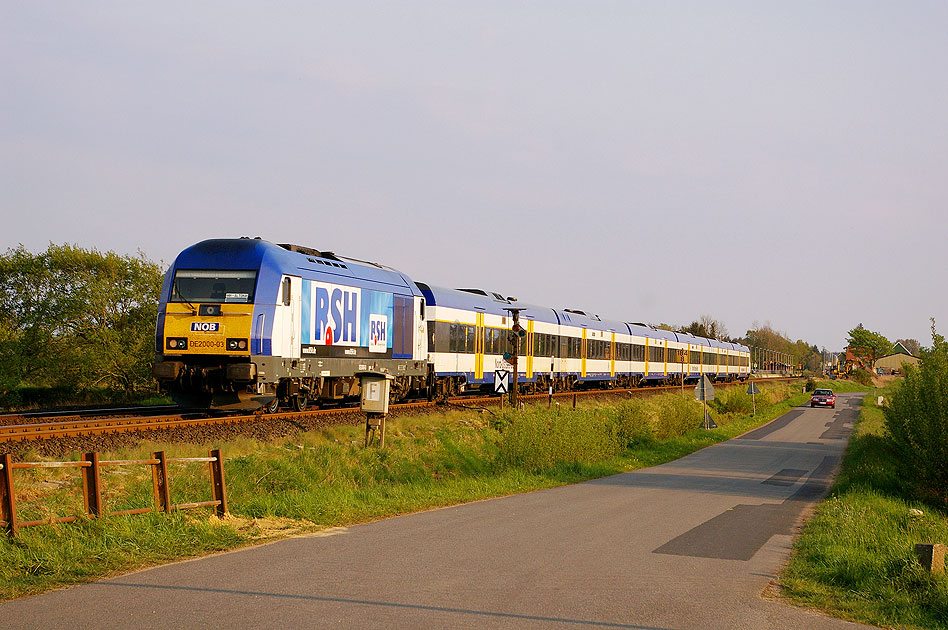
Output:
top-left (2, 381), bottom-right (809, 600)
top-left (781, 389), bottom-right (948, 629)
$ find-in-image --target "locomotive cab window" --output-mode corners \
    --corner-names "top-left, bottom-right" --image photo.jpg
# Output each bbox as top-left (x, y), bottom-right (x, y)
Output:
top-left (172, 270), bottom-right (257, 304)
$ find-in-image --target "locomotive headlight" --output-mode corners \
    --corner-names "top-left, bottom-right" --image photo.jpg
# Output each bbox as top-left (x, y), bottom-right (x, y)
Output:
top-left (166, 338), bottom-right (188, 351)
top-left (226, 338), bottom-right (249, 352)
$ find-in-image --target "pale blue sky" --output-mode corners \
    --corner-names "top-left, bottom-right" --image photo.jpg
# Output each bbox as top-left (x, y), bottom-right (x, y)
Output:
top-left (3, 1), bottom-right (946, 350)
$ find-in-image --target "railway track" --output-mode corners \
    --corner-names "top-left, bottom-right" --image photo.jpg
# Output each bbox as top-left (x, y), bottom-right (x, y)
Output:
top-left (0, 377), bottom-right (801, 446)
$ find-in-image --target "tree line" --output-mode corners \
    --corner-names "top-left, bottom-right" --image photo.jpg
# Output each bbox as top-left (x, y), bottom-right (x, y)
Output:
top-left (0, 244), bottom-right (163, 407)
top-left (0, 243), bottom-right (918, 409)
top-left (656, 316), bottom-right (829, 373)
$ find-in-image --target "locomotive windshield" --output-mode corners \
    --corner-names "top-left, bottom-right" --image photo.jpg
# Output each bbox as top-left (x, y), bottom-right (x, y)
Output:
top-left (171, 270), bottom-right (257, 304)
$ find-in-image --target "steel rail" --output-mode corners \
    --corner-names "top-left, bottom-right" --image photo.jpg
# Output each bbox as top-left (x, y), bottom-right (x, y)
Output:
top-left (0, 377), bottom-right (799, 444)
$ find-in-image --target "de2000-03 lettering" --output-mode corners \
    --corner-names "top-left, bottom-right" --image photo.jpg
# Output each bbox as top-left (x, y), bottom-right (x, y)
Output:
top-left (190, 339), bottom-right (225, 349)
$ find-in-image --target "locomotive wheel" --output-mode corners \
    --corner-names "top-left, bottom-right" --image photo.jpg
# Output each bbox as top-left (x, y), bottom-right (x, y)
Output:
top-left (265, 397), bottom-right (280, 414)
top-left (293, 395), bottom-right (308, 412)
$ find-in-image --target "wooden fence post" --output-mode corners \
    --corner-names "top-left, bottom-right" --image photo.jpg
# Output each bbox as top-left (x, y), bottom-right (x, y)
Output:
top-left (0, 454), bottom-right (17, 536)
top-left (82, 452), bottom-right (103, 517)
top-left (209, 449), bottom-right (228, 517)
top-left (152, 451), bottom-right (171, 513)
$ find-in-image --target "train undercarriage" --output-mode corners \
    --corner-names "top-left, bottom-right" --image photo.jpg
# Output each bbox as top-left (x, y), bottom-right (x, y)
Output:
top-left (156, 355), bottom-right (746, 413)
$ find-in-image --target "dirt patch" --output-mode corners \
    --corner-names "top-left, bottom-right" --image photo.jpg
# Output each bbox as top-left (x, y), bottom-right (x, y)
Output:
top-left (871, 374), bottom-right (900, 388)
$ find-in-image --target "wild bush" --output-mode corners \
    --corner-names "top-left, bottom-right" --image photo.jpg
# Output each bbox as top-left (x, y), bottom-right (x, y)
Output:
top-left (495, 393), bottom-right (712, 471)
top-left (884, 329), bottom-right (948, 505)
top-left (495, 406), bottom-right (624, 472)
top-left (850, 369), bottom-right (874, 386)
top-left (607, 400), bottom-right (655, 447)
top-left (710, 386), bottom-right (754, 416)
top-left (650, 394), bottom-right (704, 438)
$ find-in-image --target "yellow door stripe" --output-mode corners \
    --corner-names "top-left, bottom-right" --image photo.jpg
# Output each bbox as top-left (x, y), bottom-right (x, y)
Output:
top-left (645, 337), bottom-right (649, 375)
top-left (581, 328), bottom-right (587, 378)
top-left (475, 313), bottom-right (484, 380)
top-left (526, 320), bottom-right (534, 379)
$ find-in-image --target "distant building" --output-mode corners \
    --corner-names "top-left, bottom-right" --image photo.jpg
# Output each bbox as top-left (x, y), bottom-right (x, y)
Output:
top-left (874, 352), bottom-right (920, 374)
top-left (892, 341), bottom-right (914, 356)
top-left (843, 346), bottom-right (867, 371)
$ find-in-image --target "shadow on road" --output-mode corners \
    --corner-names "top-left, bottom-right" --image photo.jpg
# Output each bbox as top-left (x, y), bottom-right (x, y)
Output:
top-left (92, 581), bottom-right (674, 629)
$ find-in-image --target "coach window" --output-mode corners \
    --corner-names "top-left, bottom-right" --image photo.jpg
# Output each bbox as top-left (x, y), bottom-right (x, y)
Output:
top-left (450, 324), bottom-right (461, 352)
top-left (282, 278), bottom-right (291, 306)
top-left (466, 326), bottom-right (476, 353)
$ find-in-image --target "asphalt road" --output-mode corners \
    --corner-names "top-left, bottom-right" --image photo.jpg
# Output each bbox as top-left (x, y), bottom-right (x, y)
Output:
top-left (2, 393), bottom-right (876, 629)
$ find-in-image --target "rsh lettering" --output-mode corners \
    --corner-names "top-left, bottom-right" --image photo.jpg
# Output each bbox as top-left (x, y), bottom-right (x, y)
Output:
top-left (315, 287), bottom-right (359, 344)
top-left (371, 320), bottom-right (386, 345)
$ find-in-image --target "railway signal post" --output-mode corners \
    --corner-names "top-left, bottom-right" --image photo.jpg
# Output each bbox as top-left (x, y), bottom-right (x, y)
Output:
top-left (503, 308), bottom-right (526, 409)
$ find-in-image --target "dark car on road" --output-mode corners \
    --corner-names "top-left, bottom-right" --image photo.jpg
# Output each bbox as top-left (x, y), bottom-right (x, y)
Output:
top-left (810, 388), bottom-right (836, 408)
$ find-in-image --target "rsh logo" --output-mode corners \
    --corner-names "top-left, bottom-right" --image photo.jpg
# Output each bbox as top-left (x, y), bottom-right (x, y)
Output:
top-left (315, 286), bottom-right (359, 346)
top-left (191, 322), bottom-right (220, 332)
top-left (369, 314), bottom-right (387, 353)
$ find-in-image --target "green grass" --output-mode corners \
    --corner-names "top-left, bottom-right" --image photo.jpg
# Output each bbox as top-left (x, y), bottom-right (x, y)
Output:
top-left (1, 382), bottom-right (806, 600)
top-left (781, 388), bottom-right (948, 629)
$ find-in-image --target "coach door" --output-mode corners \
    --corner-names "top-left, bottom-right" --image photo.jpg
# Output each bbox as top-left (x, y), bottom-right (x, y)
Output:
top-left (275, 275), bottom-right (301, 359)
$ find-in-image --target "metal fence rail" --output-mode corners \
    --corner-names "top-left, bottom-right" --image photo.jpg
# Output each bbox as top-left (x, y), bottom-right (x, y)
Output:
top-left (0, 449), bottom-right (227, 536)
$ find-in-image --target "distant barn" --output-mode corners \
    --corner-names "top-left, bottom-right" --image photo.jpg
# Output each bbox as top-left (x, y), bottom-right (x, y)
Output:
top-left (873, 342), bottom-right (920, 374)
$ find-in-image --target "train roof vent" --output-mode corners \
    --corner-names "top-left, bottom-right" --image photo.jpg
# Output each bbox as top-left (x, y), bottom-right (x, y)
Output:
top-left (563, 308), bottom-right (587, 316)
top-left (457, 288), bottom-right (489, 296)
top-left (492, 292), bottom-right (506, 301)
top-left (279, 243), bottom-right (334, 259)
top-left (336, 254), bottom-right (385, 269)
top-left (279, 243), bottom-right (386, 270)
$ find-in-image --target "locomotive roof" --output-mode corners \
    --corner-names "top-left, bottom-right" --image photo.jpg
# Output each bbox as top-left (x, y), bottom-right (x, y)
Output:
top-left (173, 238), bottom-right (420, 295)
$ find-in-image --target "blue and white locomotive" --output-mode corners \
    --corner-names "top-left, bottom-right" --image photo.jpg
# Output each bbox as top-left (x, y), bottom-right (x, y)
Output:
top-left (153, 238), bottom-right (750, 410)
top-left (153, 238), bottom-right (428, 410)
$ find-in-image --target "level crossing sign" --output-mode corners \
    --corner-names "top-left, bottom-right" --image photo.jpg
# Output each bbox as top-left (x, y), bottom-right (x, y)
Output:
top-left (694, 376), bottom-right (715, 401)
top-left (494, 370), bottom-right (510, 395)
top-left (694, 376), bottom-right (717, 430)
top-left (747, 381), bottom-right (760, 416)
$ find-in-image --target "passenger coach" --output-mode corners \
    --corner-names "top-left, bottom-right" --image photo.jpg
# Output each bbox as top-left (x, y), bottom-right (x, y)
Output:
top-left (416, 284), bottom-right (750, 394)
